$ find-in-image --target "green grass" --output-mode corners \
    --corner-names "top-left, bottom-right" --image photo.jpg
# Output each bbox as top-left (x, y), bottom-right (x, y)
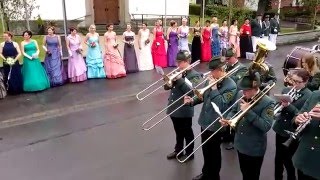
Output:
top-left (280, 27), bottom-right (300, 34)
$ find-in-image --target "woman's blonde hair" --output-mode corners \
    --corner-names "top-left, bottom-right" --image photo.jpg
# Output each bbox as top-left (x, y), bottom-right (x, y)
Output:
top-left (302, 53), bottom-right (319, 75)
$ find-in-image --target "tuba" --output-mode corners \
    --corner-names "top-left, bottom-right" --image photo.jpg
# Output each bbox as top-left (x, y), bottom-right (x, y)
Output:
top-left (249, 39), bottom-right (276, 75)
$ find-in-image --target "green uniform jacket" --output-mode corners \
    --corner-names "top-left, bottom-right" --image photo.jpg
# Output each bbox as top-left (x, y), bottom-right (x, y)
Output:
top-left (192, 77), bottom-right (237, 132)
top-left (270, 18), bottom-right (280, 34)
top-left (307, 72), bottom-right (320, 91)
top-left (165, 69), bottom-right (202, 118)
top-left (226, 61), bottom-right (248, 84)
top-left (293, 90), bottom-right (320, 179)
top-left (260, 64), bottom-right (277, 87)
top-left (273, 87), bottom-right (312, 137)
top-left (227, 92), bottom-right (275, 157)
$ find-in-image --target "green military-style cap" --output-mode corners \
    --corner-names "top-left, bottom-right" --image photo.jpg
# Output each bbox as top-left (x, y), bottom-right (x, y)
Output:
top-left (225, 47), bottom-right (235, 58)
top-left (176, 50), bottom-right (191, 62)
top-left (238, 72), bottom-right (261, 90)
top-left (208, 56), bottom-right (226, 70)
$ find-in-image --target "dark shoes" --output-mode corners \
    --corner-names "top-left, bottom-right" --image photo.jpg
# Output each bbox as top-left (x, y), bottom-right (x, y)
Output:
top-left (225, 142), bottom-right (234, 150)
top-left (167, 151), bottom-right (183, 160)
top-left (192, 173), bottom-right (204, 180)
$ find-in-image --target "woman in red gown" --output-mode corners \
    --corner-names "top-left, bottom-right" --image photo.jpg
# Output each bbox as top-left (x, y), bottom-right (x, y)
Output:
top-left (201, 20), bottom-right (212, 62)
top-left (151, 20), bottom-right (167, 68)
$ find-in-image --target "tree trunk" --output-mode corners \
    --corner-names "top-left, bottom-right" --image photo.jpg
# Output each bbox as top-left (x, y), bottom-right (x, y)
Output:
top-left (257, 0), bottom-right (268, 15)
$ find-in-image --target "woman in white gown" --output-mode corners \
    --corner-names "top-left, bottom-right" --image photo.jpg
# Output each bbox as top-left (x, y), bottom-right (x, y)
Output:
top-left (137, 23), bottom-right (154, 71)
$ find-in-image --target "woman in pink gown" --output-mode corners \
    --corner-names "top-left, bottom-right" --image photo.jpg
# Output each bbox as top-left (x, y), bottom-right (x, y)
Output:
top-left (229, 20), bottom-right (240, 57)
top-left (66, 27), bottom-right (87, 82)
top-left (104, 24), bottom-right (126, 79)
top-left (151, 20), bottom-right (167, 68)
top-left (201, 20), bottom-right (212, 62)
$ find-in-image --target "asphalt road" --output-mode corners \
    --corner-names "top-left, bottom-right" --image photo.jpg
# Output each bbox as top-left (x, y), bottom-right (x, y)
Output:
top-left (0, 41), bottom-right (318, 180)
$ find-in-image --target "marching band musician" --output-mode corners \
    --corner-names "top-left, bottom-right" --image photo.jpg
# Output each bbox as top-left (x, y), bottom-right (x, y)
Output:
top-left (272, 69), bottom-right (312, 180)
top-left (220, 72), bottom-right (275, 180)
top-left (259, 62), bottom-right (277, 90)
top-left (184, 56), bottom-right (237, 180)
top-left (223, 47), bottom-right (248, 150)
top-left (293, 90), bottom-right (320, 180)
top-left (164, 50), bottom-right (202, 162)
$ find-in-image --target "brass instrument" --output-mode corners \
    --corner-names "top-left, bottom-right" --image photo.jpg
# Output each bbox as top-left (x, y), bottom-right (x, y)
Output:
top-left (229, 83), bottom-right (276, 128)
top-left (249, 39), bottom-right (276, 75)
top-left (283, 118), bottom-right (311, 147)
top-left (141, 66), bottom-right (239, 131)
top-left (176, 95), bottom-right (245, 163)
top-left (136, 60), bottom-right (201, 101)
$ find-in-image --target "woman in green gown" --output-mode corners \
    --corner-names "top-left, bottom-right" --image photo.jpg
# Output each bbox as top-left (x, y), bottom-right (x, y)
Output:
top-left (21, 30), bottom-right (50, 92)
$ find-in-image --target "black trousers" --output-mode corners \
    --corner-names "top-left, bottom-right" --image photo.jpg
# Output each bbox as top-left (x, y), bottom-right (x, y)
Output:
top-left (171, 117), bottom-right (194, 154)
top-left (222, 125), bottom-right (235, 143)
top-left (275, 133), bottom-right (298, 180)
top-left (298, 170), bottom-right (317, 180)
top-left (201, 128), bottom-right (222, 180)
top-left (238, 151), bottom-right (264, 180)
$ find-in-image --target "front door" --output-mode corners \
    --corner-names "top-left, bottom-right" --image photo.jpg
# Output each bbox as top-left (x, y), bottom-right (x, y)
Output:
top-left (94, 0), bottom-right (107, 24)
top-left (106, 0), bottom-right (119, 24)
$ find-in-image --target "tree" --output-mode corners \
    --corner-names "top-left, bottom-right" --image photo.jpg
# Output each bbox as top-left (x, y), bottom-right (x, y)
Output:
top-left (257, 0), bottom-right (272, 15)
top-left (301, 0), bottom-right (320, 28)
top-left (0, 0), bottom-right (39, 31)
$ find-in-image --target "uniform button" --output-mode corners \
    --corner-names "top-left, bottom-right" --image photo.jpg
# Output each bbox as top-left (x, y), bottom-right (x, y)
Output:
top-left (311, 147), bottom-right (315, 150)
top-left (241, 132), bottom-right (243, 135)
top-left (241, 125), bottom-right (244, 127)
top-left (315, 136), bottom-right (318, 140)
top-left (171, 93), bottom-right (174, 95)
top-left (284, 120), bottom-right (287, 122)
top-left (173, 87), bottom-right (175, 89)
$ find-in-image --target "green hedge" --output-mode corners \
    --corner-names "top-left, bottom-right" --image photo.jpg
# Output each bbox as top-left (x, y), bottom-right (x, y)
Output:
top-left (189, 4), bottom-right (256, 25)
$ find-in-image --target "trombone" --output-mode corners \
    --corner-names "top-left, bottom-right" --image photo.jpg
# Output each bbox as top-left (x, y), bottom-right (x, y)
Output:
top-left (141, 65), bottom-right (240, 131)
top-left (136, 60), bottom-right (201, 101)
top-left (176, 82), bottom-right (275, 163)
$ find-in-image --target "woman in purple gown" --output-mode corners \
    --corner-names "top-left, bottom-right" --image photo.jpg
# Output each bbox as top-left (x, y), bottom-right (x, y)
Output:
top-left (166, 20), bottom-right (178, 67)
top-left (42, 26), bottom-right (66, 87)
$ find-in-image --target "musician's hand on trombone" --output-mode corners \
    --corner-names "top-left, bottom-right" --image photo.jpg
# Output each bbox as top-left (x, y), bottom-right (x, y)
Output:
top-left (219, 118), bottom-right (229, 127)
top-left (281, 100), bottom-right (290, 107)
top-left (172, 72), bottom-right (183, 82)
top-left (240, 99), bottom-right (250, 111)
top-left (208, 76), bottom-right (217, 90)
top-left (184, 96), bottom-right (193, 105)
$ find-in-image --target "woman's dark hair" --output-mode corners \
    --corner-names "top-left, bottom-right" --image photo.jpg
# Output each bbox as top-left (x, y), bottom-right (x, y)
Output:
top-left (205, 20), bottom-right (211, 24)
top-left (142, 22), bottom-right (148, 26)
top-left (69, 27), bottom-right (77, 33)
top-left (195, 20), bottom-right (199, 24)
top-left (231, 19), bottom-right (237, 25)
top-left (293, 68), bottom-right (310, 82)
top-left (47, 26), bottom-right (55, 33)
top-left (170, 20), bottom-right (176, 27)
top-left (106, 23), bottom-right (114, 29)
top-left (4, 31), bottom-right (13, 38)
top-left (245, 18), bottom-right (250, 21)
top-left (222, 19), bottom-right (227, 23)
top-left (22, 30), bottom-right (32, 38)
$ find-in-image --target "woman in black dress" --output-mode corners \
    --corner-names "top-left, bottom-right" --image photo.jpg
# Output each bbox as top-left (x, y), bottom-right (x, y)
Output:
top-left (0, 31), bottom-right (23, 95)
top-left (191, 20), bottom-right (202, 63)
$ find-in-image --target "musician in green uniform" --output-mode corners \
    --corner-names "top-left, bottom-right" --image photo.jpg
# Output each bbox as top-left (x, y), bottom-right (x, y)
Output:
top-left (294, 90), bottom-right (320, 180)
top-left (221, 72), bottom-right (275, 180)
top-left (164, 50), bottom-right (202, 162)
top-left (272, 69), bottom-right (312, 180)
top-left (223, 47), bottom-right (248, 150)
top-left (184, 56), bottom-right (237, 180)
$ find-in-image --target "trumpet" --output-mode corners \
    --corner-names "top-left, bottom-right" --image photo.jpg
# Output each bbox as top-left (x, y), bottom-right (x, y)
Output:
top-left (141, 70), bottom-right (210, 131)
top-left (229, 83), bottom-right (276, 128)
top-left (274, 86), bottom-right (297, 115)
top-left (136, 60), bottom-right (201, 101)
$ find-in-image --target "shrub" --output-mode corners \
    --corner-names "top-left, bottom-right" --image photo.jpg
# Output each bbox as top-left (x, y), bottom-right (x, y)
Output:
top-left (189, 4), bottom-right (201, 15)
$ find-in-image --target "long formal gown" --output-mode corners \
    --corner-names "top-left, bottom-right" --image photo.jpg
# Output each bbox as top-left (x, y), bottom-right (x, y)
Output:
top-left (167, 30), bottom-right (178, 67)
top-left (229, 25), bottom-right (240, 57)
top-left (151, 29), bottom-right (167, 68)
top-left (86, 35), bottom-right (106, 79)
top-left (201, 27), bottom-right (212, 62)
top-left (191, 27), bottom-right (201, 63)
top-left (138, 29), bottom-right (154, 71)
top-left (44, 35), bottom-right (66, 86)
top-left (67, 34), bottom-right (87, 82)
top-left (104, 32), bottom-right (126, 79)
top-left (22, 41), bottom-right (50, 92)
top-left (240, 24), bottom-right (253, 58)
top-left (178, 26), bottom-right (190, 51)
top-left (211, 24), bottom-right (221, 56)
top-left (2, 41), bottom-right (23, 94)
top-left (123, 31), bottom-right (139, 73)
top-left (220, 26), bottom-right (229, 50)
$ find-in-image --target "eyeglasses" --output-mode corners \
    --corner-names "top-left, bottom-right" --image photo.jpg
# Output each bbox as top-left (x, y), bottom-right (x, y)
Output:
top-left (291, 79), bottom-right (304, 84)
